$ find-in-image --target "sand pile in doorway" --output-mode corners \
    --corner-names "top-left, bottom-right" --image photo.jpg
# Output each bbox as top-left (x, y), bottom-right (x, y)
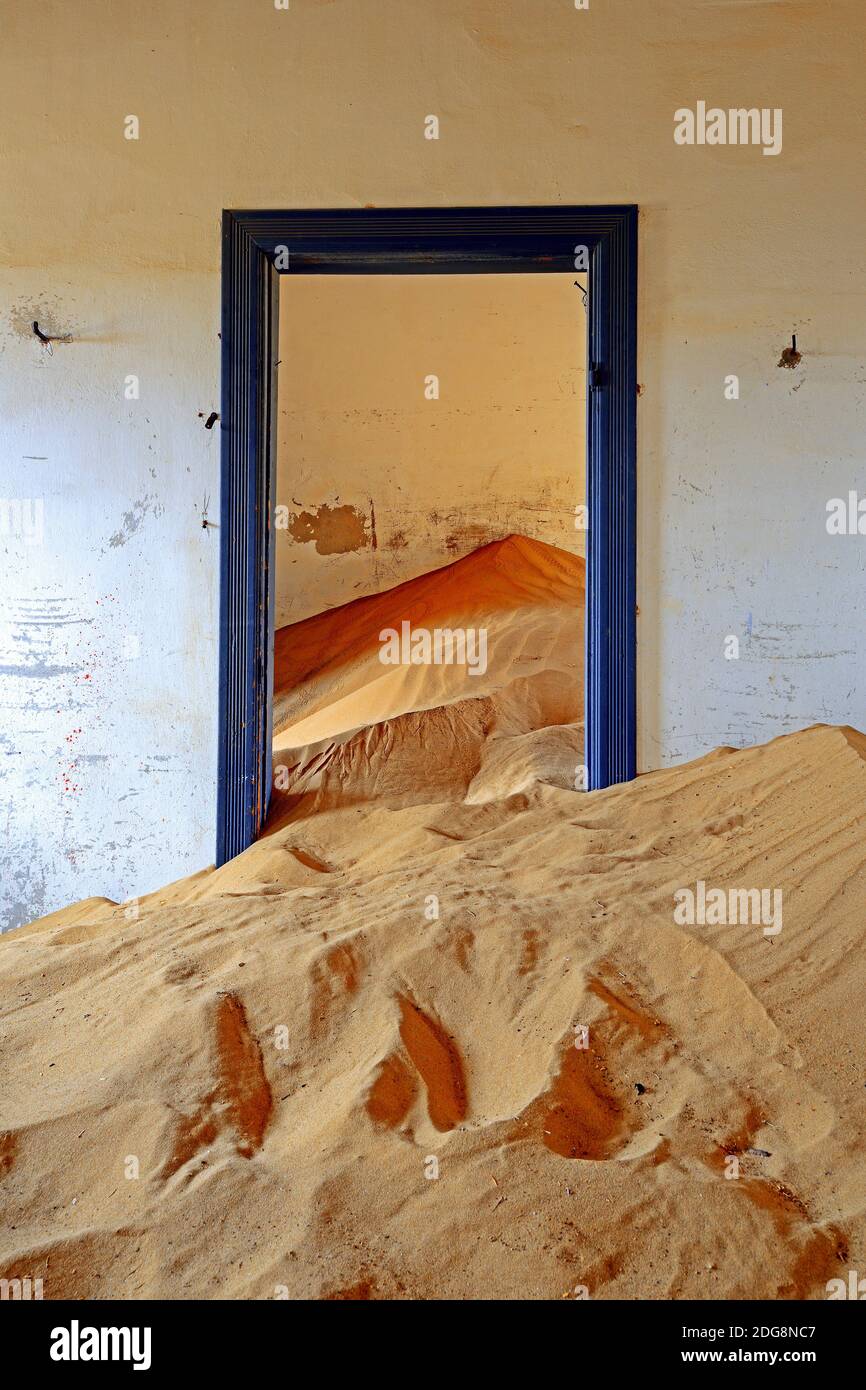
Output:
top-left (273, 534), bottom-right (585, 807)
top-left (273, 533), bottom-right (585, 744)
top-left (2, 716), bottom-right (865, 1299)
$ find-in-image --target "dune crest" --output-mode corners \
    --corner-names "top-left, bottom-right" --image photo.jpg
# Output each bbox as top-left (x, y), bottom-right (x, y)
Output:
top-left (272, 536), bottom-right (584, 811)
top-left (273, 534), bottom-right (584, 747)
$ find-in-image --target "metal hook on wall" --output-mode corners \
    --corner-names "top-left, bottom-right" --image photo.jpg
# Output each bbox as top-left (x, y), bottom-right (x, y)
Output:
top-left (778, 332), bottom-right (802, 370)
top-left (32, 321), bottom-right (71, 356)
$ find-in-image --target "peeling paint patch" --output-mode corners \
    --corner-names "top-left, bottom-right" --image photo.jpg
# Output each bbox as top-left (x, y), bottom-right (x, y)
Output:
top-left (0, 663), bottom-right (81, 677)
top-left (108, 495), bottom-right (157, 549)
top-left (9, 298), bottom-right (69, 341)
top-left (286, 503), bottom-right (368, 555)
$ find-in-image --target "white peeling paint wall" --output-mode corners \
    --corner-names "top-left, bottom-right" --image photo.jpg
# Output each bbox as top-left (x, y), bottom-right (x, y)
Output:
top-left (0, 271), bottom-right (220, 928)
top-left (1, 0), bottom-right (864, 931)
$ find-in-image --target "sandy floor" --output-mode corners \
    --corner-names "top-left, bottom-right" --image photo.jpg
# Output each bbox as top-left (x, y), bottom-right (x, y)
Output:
top-left (1, 538), bottom-right (863, 1300)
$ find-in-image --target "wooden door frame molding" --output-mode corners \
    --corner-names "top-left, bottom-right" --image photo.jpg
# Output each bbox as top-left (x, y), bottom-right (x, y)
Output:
top-left (218, 204), bottom-right (637, 865)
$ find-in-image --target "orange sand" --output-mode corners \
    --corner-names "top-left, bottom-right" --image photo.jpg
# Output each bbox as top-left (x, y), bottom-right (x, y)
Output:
top-left (1, 538), bottom-right (864, 1300)
top-left (273, 535), bottom-right (585, 807)
top-left (273, 534), bottom-right (585, 748)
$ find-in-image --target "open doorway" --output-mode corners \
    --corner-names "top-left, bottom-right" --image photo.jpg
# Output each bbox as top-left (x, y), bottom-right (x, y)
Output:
top-left (271, 273), bottom-right (587, 812)
top-left (217, 206), bottom-right (636, 866)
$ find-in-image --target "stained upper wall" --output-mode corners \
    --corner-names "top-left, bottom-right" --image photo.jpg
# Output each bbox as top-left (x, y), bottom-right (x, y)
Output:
top-left (1, 0), bottom-right (864, 929)
top-left (275, 273), bottom-right (586, 627)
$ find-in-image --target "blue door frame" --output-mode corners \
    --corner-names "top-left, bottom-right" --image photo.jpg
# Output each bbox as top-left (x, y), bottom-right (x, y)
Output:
top-left (218, 205), bottom-right (637, 866)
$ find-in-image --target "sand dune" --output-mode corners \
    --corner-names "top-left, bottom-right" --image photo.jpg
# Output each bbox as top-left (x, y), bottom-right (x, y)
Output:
top-left (2, 726), bottom-right (865, 1298)
top-left (273, 533), bottom-right (585, 748)
top-left (272, 534), bottom-right (585, 809)
top-left (1, 537), bottom-right (865, 1300)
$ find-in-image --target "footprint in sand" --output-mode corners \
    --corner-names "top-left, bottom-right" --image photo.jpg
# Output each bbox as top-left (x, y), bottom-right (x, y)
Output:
top-left (287, 846), bottom-right (334, 873)
top-left (310, 940), bottom-right (361, 1036)
top-left (162, 993), bottom-right (273, 1177)
top-left (706, 1102), bottom-right (848, 1298)
top-left (397, 996), bottom-right (468, 1132)
top-left (440, 925), bottom-right (474, 974)
top-left (515, 1030), bottom-right (632, 1160)
top-left (366, 996), bottom-right (468, 1134)
top-left (518, 928), bottom-right (542, 977)
top-left (366, 1052), bottom-right (417, 1129)
top-left (512, 970), bottom-right (670, 1161)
